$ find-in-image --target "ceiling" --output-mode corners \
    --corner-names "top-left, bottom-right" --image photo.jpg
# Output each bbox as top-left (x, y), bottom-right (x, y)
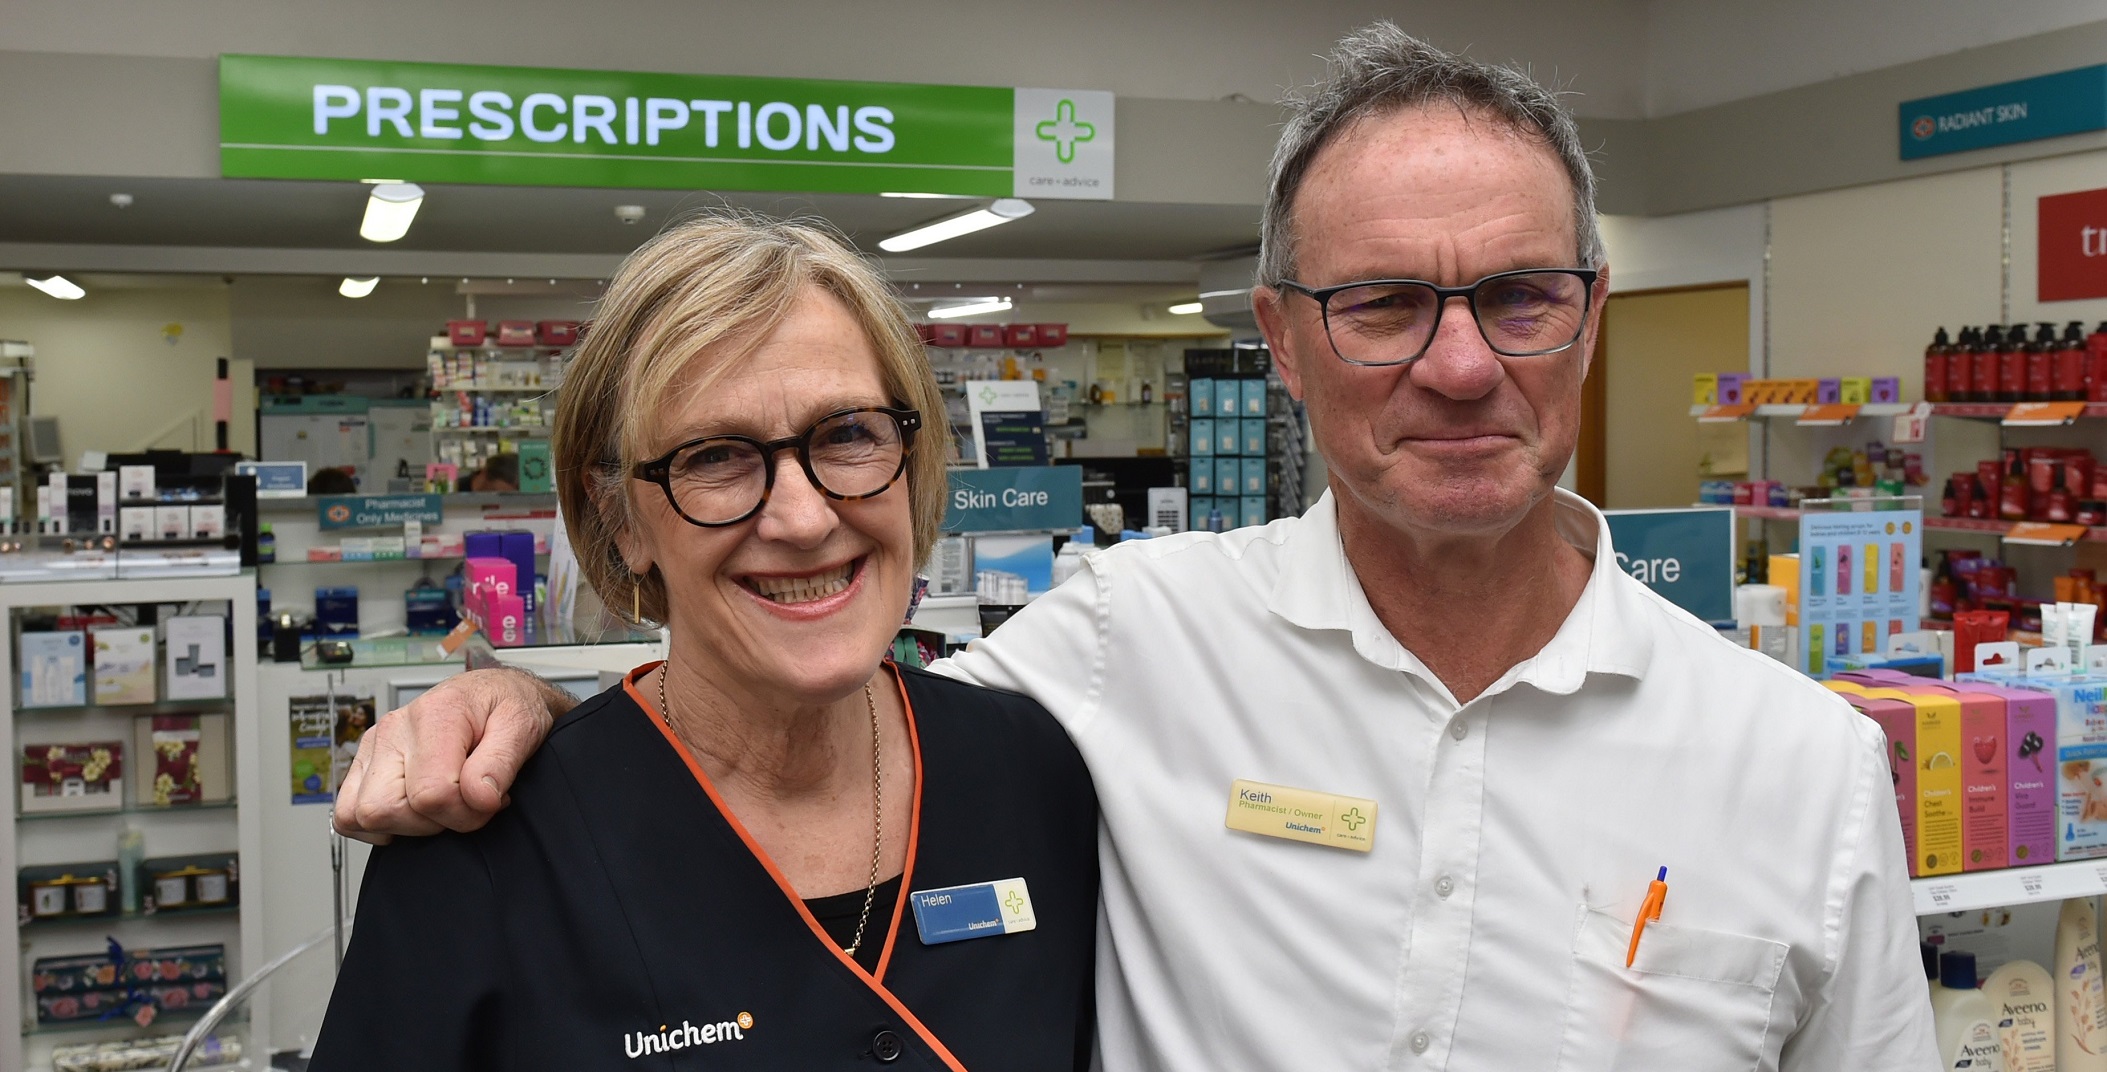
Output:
top-left (0, 175), bottom-right (1263, 265)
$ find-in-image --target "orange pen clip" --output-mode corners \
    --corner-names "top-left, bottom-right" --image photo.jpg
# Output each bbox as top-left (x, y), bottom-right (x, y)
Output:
top-left (1625, 866), bottom-right (1668, 968)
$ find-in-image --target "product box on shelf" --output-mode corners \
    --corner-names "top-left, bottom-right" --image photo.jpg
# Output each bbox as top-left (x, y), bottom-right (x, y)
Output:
top-left (1003, 323), bottom-right (1037, 348)
top-left (1871, 376), bottom-right (1901, 403)
top-left (133, 714), bottom-right (231, 808)
top-left (90, 627), bottom-right (156, 705)
top-left (153, 505), bottom-right (187, 541)
top-left (1693, 373), bottom-right (1717, 405)
top-left (20, 630), bottom-right (87, 708)
top-left (447, 320), bottom-right (487, 347)
top-left (315, 587), bottom-right (359, 637)
top-left (965, 324), bottom-right (1004, 348)
top-left (495, 320), bottom-right (536, 348)
top-left (1189, 418), bottom-right (1214, 457)
top-left (1874, 685), bottom-right (1964, 874)
top-left (537, 320), bottom-right (580, 347)
top-left (1239, 496), bottom-right (1266, 529)
top-left (139, 854), bottom-right (237, 914)
top-left (1189, 465), bottom-right (1213, 495)
top-left (20, 741), bottom-right (123, 814)
top-left (1829, 687), bottom-right (1920, 873)
top-left (1214, 379), bottom-right (1241, 417)
top-left (1036, 324), bottom-right (1068, 347)
top-left (17, 861), bottom-right (119, 925)
top-left (1944, 680), bottom-right (2058, 866)
top-left (1967, 670), bottom-right (2107, 861)
top-left (1241, 379), bottom-right (1267, 416)
top-left (1216, 421), bottom-right (1239, 457)
top-left (1240, 418), bottom-right (1267, 457)
top-left (1189, 378), bottom-right (1214, 416)
top-left (1839, 377), bottom-right (1872, 405)
top-left (1717, 372), bottom-right (1747, 404)
top-left (163, 615), bottom-right (225, 702)
top-left (928, 323), bottom-right (966, 348)
top-left (118, 465), bottom-right (155, 502)
top-left (31, 942), bottom-right (228, 1025)
top-left (1211, 459), bottom-right (1238, 497)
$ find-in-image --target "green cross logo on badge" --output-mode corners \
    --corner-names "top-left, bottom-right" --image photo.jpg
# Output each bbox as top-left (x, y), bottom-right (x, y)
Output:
top-left (1004, 890), bottom-right (1026, 916)
top-left (977, 385), bottom-right (1000, 405)
top-left (1339, 807), bottom-right (1367, 832)
top-left (1035, 99), bottom-right (1096, 165)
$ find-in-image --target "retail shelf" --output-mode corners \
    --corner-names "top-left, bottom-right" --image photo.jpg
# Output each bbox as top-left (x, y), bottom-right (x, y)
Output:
top-left (24, 1005), bottom-right (227, 1037)
top-left (432, 426), bottom-right (551, 436)
top-left (1710, 504), bottom-right (1803, 520)
top-left (13, 699), bottom-right (229, 720)
top-left (1923, 516), bottom-right (2107, 544)
top-left (430, 385), bottom-right (553, 393)
top-left (16, 801), bottom-right (238, 823)
top-left (1931, 401), bottom-right (2107, 423)
top-left (1913, 858), bottom-right (2107, 915)
top-left (20, 903), bottom-right (238, 930)
top-left (1685, 403), bottom-right (1914, 420)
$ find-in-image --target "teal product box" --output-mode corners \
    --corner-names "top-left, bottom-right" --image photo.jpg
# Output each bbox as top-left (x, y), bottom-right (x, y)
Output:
top-left (1240, 496), bottom-right (1267, 528)
top-left (1241, 458), bottom-right (1267, 496)
top-left (1216, 421), bottom-right (1239, 456)
top-left (1215, 379), bottom-right (1242, 417)
top-left (1190, 497), bottom-right (1214, 531)
top-left (1241, 419), bottom-right (1267, 457)
top-left (515, 440), bottom-right (553, 494)
top-left (1241, 378), bottom-right (1267, 416)
top-left (1214, 458), bottom-right (1241, 494)
top-left (1189, 464), bottom-right (1213, 495)
top-left (1190, 378), bottom-right (1214, 416)
top-left (1190, 419), bottom-right (1214, 456)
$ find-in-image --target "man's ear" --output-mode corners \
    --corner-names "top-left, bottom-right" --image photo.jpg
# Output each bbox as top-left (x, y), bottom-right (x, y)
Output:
top-left (1253, 286), bottom-right (1305, 402)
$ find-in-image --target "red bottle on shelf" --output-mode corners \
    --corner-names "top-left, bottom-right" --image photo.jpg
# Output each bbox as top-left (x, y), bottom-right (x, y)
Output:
top-left (2027, 322), bottom-right (2057, 401)
top-left (1924, 326), bottom-right (1951, 403)
top-left (1998, 324), bottom-right (2028, 402)
top-left (1973, 325), bottom-right (2003, 402)
top-left (2057, 321), bottom-right (2089, 401)
top-left (2089, 321), bottom-right (2107, 403)
top-left (1951, 326), bottom-right (1981, 401)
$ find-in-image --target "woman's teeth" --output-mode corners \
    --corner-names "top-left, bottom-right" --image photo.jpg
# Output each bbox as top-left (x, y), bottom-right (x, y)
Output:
top-left (745, 563), bottom-right (853, 604)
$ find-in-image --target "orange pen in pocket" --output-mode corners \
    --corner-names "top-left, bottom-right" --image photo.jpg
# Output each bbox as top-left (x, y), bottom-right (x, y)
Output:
top-left (1625, 866), bottom-right (1668, 968)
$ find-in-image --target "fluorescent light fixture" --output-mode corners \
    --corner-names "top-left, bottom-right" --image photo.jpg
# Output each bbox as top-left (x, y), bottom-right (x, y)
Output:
top-left (878, 199), bottom-right (1033, 253)
top-left (1168, 301), bottom-right (1204, 315)
top-left (339, 276), bottom-right (379, 299)
top-left (359, 182), bottom-right (425, 243)
top-left (25, 275), bottom-right (85, 300)
top-left (928, 298), bottom-right (1013, 320)
top-left (879, 191), bottom-right (971, 199)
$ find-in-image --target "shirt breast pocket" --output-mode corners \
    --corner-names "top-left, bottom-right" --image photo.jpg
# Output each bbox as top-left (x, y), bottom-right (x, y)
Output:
top-left (1554, 905), bottom-right (1788, 1072)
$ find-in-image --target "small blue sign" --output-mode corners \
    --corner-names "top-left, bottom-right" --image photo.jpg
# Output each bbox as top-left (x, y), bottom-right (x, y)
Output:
top-left (236, 461), bottom-right (308, 498)
top-left (1900, 64), bottom-right (2107, 160)
top-left (1602, 507), bottom-right (1735, 624)
top-left (317, 493), bottom-right (444, 531)
top-left (908, 878), bottom-right (1037, 945)
top-left (943, 466), bottom-right (1082, 533)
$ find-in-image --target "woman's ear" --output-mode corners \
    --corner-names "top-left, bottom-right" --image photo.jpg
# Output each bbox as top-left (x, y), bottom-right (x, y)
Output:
top-left (595, 471), bottom-right (654, 576)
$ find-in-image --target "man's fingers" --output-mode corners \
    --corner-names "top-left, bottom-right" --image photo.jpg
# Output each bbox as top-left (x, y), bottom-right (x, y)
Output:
top-left (402, 691), bottom-right (487, 833)
top-left (458, 693), bottom-right (551, 814)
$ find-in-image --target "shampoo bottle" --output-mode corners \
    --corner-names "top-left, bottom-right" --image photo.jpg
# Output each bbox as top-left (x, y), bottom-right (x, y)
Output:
top-left (1935, 951), bottom-right (2007, 1070)
top-left (1985, 958), bottom-right (2055, 1071)
top-left (2056, 898), bottom-right (2107, 1070)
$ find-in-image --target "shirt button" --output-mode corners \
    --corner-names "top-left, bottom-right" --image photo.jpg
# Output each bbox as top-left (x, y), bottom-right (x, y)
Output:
top-left (1410, 1031), bottom-right (1431, 1054)
top-left (872, 1029), bottom-right (904, 1062)
top-left (1435, 875), bottom-right (1455, 898)
top-left (1449, 720), bottom-right (1468, 741)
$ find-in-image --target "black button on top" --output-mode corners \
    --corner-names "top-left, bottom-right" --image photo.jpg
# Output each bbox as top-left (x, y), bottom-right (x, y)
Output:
top-left (871, 1029), bottom-right (904, 1063)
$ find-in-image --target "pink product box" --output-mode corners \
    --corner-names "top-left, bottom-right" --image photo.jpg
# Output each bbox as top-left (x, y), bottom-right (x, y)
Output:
top-left (1818, 378), bottom-right (1842, 404)
top-left (1948, 681), bottom-right (2057, 866)
top-left (465, 557), bottom-right (518, 605)
top-left (1717, 372), bottom-right (1748, 405)
top-left (1846, 694), bottom-right (1919, 874)
top-left (1903, 684), bottom-right (2007, 871)
top-left (484, 593), bottom-right (526, 647)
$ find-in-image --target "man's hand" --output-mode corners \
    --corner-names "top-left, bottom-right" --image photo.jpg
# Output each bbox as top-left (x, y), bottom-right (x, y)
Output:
top-left (333, 667), bottom-right (573, 844)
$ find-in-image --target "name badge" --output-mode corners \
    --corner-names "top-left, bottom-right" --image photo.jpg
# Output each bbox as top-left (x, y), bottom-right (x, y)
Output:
top-left (1224, 778), bottom-right (1377, 852)
top-left (909, 878), bottom-right (1037, 945)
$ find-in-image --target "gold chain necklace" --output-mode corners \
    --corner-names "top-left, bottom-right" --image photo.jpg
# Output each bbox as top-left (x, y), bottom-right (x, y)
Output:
top-left (658, 666), bottom-right (885, 958)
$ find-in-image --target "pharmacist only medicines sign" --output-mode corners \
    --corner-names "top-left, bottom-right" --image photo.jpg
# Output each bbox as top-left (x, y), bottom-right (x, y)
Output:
top-left (218, 55), bottom-right (1114, 199)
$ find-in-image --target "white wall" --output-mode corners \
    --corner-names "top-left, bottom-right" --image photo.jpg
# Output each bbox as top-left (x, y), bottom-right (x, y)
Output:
top-left (1600, 203), bottom-right (1767, 372)
top-left (0, 282), bottom-right (254, 457)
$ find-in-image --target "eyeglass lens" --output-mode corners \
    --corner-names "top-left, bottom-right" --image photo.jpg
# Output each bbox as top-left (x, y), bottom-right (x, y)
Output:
top-left (665, 409), bottom-right (907, 524)
top-left (1323, 271), bottom-right (1590, 365)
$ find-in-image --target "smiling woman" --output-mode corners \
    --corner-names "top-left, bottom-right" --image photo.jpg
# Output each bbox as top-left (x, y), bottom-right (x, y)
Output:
top-left (308, 214), bottom-right (1099, 1071)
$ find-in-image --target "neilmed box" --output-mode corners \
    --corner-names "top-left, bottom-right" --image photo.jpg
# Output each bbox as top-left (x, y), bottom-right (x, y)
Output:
top-left (1947, 680), bottom-right (2057, 867)
top-left (1968, 671), bottom-right (2107, 861)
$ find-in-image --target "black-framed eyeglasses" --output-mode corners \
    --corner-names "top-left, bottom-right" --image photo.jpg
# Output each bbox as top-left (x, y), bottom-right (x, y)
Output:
top-left (1275, 268), bottom-right (1600, 368)
top-left (631, 406), bottom-right (921, 528)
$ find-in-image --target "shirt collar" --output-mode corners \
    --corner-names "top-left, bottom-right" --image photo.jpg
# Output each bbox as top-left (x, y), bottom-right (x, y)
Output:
top-left (1266, 487), bottom-right (1655, 695)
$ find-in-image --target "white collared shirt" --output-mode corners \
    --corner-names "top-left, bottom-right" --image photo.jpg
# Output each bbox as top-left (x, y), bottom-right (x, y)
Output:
top-left (934, 488), bottom-right (1937, 1072)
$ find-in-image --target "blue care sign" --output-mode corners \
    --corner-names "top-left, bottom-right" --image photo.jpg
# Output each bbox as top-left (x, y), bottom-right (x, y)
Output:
top-left (317, 493), bottom-right (444, 530)
top-left (943, 465), bottom-right (1082, 533)
top-left (1602, 507), bottom-right (1734, 624)
top-left (1900, 64), bottom-right (2107, 160)
top-left (235, 461), bottom-right (308, 498)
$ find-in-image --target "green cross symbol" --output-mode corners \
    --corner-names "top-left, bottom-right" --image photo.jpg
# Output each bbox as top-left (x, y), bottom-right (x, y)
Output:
top-left (1339, 807), bottom-right (1367, 832)
top-left (1004, 890), bottom-right (1026, 916)
top-left (1035, 99), bottom-right (1096, 165)
top-left (977, 385), bottom-right (1000, 405)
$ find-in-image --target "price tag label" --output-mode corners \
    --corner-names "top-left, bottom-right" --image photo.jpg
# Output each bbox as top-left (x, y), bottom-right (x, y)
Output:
top-left (1926, 883), bottom-right (1957, 910)
top-left (2021, 872), bottom-right (2045, 897)
top-left (1892, 402), bottom-right (1932, 444)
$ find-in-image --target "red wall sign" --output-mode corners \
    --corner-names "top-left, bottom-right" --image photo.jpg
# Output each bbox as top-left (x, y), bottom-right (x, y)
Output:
top-left (2040, 186), bottom-right (2107, 301)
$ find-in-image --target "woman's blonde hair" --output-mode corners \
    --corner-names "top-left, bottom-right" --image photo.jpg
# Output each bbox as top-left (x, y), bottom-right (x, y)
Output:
top-left (554, 211), bottom-right (949, 624)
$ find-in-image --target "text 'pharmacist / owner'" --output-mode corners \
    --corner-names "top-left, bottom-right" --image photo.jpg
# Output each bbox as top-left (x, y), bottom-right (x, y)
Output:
top-left (310, 214), bottom-right (1096, 1071)
top-left (335, 23), bottom-right (1936, 1072)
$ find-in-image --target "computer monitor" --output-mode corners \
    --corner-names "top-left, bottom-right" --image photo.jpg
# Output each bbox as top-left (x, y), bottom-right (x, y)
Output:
top-left (27, 417), bottom-right (60, 466)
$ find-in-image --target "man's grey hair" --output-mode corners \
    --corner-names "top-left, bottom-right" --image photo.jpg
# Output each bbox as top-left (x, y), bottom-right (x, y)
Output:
top-left (1258, 22), bottom-right (1606, 286)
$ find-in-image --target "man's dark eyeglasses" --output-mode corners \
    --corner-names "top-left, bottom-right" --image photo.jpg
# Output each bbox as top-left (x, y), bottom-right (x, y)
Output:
top-left (1275, 268), bottom-right (1600, 367)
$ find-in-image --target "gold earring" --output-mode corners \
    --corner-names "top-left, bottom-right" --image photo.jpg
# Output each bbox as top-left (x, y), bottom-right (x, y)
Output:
top-left (632, 577), bottom-right (642, 622)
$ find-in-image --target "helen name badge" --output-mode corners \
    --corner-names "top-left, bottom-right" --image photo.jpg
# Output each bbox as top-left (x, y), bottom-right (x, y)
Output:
top-left (1225, 778), bottom-right (1377, 852)
top-left (909, 878), bottom-right (1037, 945)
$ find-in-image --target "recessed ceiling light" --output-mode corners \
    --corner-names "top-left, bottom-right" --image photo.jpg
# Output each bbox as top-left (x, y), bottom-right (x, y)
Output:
top-left (26, 275), bottom-right (85, 300)
top-left (879, 199), bottom-right (1034, 253)
top-left (339, 277), bottom-right (379, 298)
top-left (1168, 301), bottom-right (1204, 315)
top-left (109, 193), bottom-right (133, 209)
top-left (928, 298), bottom-right (1013, 319)
top-left (359, 182), bottom-right (424, 243)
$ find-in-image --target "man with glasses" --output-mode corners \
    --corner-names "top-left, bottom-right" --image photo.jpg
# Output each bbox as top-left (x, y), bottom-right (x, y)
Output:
top-left (336, 23), bottom-right (1935, 1071)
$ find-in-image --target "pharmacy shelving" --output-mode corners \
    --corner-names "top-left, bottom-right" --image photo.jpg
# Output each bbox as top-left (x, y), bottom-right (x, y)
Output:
top-left (0, 572), bottom-right (261, 1071)
top-left (1912, 859), bottom-right (2107, 916)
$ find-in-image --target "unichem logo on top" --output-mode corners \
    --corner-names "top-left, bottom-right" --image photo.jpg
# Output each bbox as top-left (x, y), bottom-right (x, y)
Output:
top-left (624, 1012), bottom-right (753, 1059)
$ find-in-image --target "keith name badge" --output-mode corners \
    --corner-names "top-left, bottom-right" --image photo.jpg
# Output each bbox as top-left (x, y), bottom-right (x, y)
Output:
top-left (1225, 778), bottom-right (1377, 852)
top-left (909, 878), bottom-right (1037, 945)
